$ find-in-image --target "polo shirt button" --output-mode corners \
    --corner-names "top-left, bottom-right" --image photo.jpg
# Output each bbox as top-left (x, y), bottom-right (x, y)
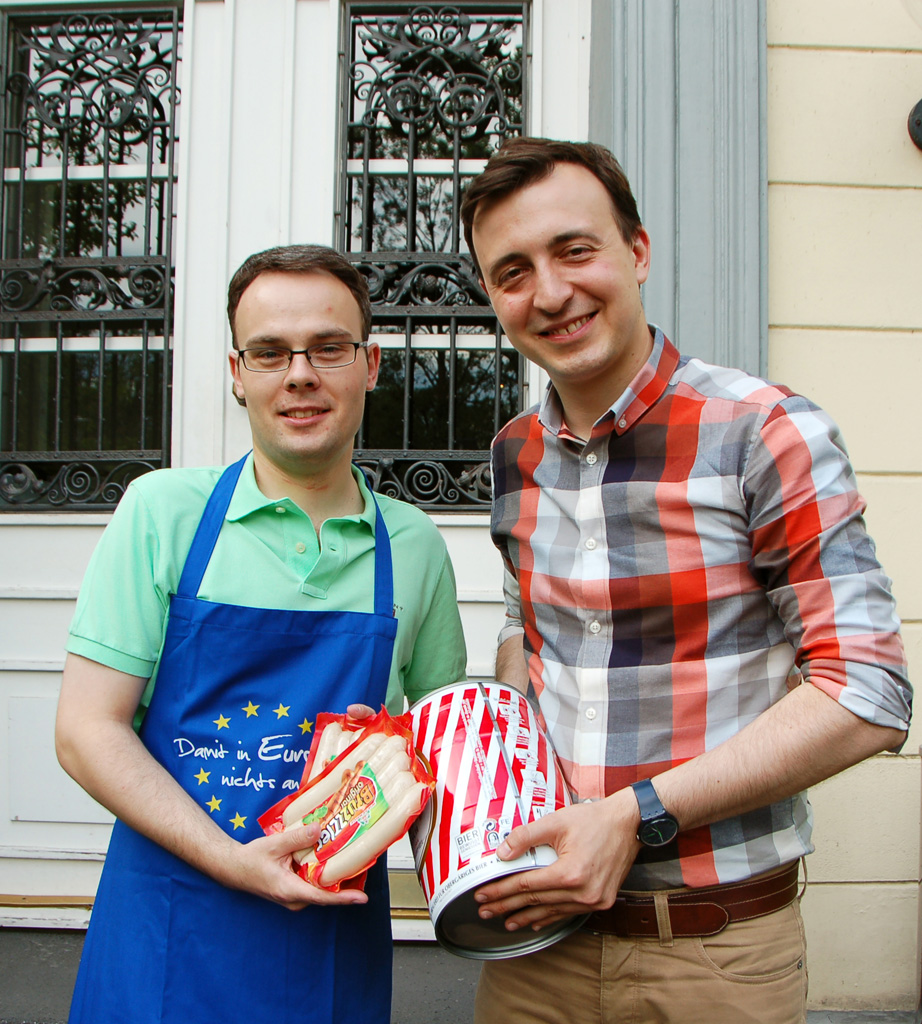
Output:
top-left (586, 452), bottom-right (598, 465)
top-left (589, 620), bottom-right (601, 634)
top-left (295, 542), bottom-right (306, 554)
top-left (585, 707), bottom-right (597, 721)
top-left (585, 538), bottom-right (597, 550)
top-left (618, 417), bottom-right (627, 429)
top-left (275, 506), bottom-right (286, 514)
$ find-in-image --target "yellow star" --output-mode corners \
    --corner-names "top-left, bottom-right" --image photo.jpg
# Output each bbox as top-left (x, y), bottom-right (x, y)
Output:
top-left (274, 704), bottom-right (290, 719)
top-left (194, 768), bottom-right (210, 785)
top-left (230, 812), bottom-right (247, 830)
top-left (242, 701), bottom-right (260, 717)
top-left (207, 795), bottom-right (221, 813)
top-left (214, 714), bottom-right (231, 730)
top-left (299, 718), bottom-right (313, 735)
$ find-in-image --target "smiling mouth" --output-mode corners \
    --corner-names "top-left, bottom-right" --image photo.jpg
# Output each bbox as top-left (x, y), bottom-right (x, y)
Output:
top-left (281, 409), bottom-right (327, 419)
top-left (540, 313), bottom-right (596, 338)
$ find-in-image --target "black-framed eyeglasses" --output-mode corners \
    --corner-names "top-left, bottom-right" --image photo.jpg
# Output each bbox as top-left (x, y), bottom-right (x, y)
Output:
top-left (238, 342), bottom-right (368, 372)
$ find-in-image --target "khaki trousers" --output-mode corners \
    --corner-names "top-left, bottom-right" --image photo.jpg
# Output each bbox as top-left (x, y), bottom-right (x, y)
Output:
top-left (473, 901), bottom-right (807, 1024)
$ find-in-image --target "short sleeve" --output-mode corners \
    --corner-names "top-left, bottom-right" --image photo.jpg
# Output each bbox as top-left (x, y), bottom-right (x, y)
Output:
top-left (67, 480), bottom-right (175, 678)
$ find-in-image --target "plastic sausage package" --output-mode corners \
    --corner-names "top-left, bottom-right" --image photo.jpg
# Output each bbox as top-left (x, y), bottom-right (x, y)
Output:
top-left (258, 709), bottom-right (435, 892)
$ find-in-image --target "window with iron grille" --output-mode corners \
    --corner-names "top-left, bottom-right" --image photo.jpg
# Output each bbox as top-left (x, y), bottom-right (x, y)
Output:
top-left (0, 7), bottom-right (181, 510)
top-left (339, 2), bottom-right (527, 512)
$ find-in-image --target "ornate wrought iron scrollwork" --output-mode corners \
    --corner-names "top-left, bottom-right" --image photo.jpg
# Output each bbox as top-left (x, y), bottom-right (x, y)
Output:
top-left (1, 11), bottom-right (180, 512)
top-left (341, 5), bottom-right (525, 510)
top-left (354, 454), bottom-right (491, 511)
top-left (350, 6), bottom-right (523, 145)
top-left (361, 256), bottom-right (488, 308)
top-left (0, 261), bottom-right (166, 314)
top-left (6, 13), bottom-right (177, 159)
top-left (0, 458), bottom-right (158, 508)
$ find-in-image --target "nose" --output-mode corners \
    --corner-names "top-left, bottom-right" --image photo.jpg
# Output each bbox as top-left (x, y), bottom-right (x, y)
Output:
top-left (284, 351), bottom-right (320, 388)
top-left (532, 263), bottom-right (573, 315)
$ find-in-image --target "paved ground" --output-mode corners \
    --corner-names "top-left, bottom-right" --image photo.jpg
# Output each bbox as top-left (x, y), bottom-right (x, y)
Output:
top-left (1, 928), bottom-right (918, 1023)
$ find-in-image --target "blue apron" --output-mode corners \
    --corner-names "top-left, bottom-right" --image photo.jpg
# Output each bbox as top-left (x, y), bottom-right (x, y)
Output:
top-left (69, 456), bottom-right (399, 1024)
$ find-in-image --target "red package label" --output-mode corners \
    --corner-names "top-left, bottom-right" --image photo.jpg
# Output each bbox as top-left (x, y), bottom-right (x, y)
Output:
top-left (313, 766), bottom-right (388, 863)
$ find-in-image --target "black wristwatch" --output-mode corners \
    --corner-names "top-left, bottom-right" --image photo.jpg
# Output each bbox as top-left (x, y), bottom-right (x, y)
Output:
top-left (631, 778), bottom-right (679, 847)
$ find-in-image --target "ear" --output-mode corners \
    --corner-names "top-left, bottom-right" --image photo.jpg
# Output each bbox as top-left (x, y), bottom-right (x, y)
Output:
top-left (228, 350), bottom-right (247, 405)
top-left (632, 227), bottom-right (652, 286)
top-left (364, 342), bottom-right (381, 392)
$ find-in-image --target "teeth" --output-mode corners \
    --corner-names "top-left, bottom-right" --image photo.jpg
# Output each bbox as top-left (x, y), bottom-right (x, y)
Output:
top-left (559, 315), bottom-right (591, 335)
top-left (545, 315), bottom-right (592, 337)
top-left (285, 410), bottom-right (320, 419)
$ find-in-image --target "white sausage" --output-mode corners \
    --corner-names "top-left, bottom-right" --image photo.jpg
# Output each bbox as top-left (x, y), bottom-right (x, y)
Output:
top-left (335, 728), bottom-right (363, 757)
top-left (306, 722), bottom-right (345, 782)
top-left (365, 734), bottom-right (408, 774)
top-left (282, 731), bottom-right (387, 826)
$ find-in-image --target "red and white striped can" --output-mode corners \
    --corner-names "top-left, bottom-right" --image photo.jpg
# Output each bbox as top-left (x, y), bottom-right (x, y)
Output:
top-left (409, 680), bottom-right (586, 959)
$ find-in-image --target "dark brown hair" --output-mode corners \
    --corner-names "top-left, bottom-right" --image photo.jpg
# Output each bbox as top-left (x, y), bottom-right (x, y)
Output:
top-left (460, 137), bottom-right (643, 277)
top-left (226, 244), bottom-right (372, 345)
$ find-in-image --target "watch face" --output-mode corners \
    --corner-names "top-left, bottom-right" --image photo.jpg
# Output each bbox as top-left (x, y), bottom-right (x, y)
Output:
top-left (638, 817), bottom-right (679, 847)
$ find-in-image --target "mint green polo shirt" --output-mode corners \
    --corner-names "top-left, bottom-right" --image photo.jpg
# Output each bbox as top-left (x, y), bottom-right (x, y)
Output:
top-left (67, 455), bottom-right (467, 714)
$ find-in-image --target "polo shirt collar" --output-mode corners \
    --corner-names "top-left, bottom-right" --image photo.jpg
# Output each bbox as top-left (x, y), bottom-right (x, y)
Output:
top-left (537, 326), bottom-right (680, 439)
top-left (224, 453), bottom-right (377, 531)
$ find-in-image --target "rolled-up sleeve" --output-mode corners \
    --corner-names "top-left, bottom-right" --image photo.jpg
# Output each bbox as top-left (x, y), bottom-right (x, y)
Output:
top-left (744, 396), bottom-right (911, 738)
top-left (497, 563), bottom-right (526, 648)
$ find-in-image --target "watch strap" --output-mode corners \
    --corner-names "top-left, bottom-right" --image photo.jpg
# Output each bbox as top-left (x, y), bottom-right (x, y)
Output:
top-left (631, 778), bottom-right (667, 821)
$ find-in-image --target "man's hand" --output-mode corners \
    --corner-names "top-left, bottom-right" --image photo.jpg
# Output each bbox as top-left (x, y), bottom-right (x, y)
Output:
top-left (474, 789), bottom-right (642, 932)
top-left (219, 823), bottom-right (368, 910)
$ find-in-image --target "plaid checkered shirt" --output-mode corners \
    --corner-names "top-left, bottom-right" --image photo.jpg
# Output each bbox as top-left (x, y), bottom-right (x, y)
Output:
top-left (490, 329), bottom-right (911, 890)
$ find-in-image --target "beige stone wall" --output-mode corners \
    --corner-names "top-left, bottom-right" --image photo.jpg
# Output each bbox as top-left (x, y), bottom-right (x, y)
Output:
top-left (767, 0), bottom-right (922, 1010)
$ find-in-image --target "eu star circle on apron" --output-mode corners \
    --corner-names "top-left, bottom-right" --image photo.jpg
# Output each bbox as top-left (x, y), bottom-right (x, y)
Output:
top-left (69, 455), bottom-right (399, 1024)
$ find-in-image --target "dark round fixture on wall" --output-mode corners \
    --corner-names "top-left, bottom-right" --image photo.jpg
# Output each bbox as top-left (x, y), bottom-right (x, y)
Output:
top-left (905, 0), bottom-right (922, 148)
top-left (906, 2), bottom-right (922, 149)
top-left (910, 99), bottom-right (922, 150)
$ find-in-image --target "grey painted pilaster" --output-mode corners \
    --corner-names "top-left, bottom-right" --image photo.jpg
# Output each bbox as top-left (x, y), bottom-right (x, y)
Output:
top-left (589, 0), bottom-right (766, 375)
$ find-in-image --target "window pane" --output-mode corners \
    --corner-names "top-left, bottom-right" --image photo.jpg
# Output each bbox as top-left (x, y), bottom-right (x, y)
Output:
top-left (364, 346), bottom-right (518, 451)
top-left (8, 180), bottom-right (166, 260)
top-left (1, 349), bottom-right (164, 452)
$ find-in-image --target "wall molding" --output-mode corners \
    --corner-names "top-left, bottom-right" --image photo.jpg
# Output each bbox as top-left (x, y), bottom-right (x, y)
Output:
top-left (589, 0), bottom-right (767, 376)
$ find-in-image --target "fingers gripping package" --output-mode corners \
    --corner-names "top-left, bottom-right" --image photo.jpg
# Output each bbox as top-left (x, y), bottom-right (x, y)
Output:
top-left (409, 680), bottom-right (587, 959)
top-left (259, 709), bottom-right (434, 892)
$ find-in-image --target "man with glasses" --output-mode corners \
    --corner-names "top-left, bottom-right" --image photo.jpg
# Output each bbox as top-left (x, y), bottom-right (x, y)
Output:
top-left (55, 244), bottom-right (467, 1024)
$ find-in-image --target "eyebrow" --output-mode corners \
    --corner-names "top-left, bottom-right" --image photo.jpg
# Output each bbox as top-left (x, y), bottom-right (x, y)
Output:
top-left (240, 327), bottom-right (356, 349)
top-left (484, 229), bottom-right (605, 283)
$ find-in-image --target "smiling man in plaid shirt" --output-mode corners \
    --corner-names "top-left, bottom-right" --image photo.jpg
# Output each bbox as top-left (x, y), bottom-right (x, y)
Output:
top-left (460, 138), bottom-right (912, 1024)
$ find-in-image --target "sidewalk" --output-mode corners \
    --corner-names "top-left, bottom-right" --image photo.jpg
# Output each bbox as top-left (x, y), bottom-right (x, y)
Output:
top-left (1, 929), bottom-right (919, 1024)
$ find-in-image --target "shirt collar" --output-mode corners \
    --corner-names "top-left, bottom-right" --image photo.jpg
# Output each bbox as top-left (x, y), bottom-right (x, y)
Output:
top-left (536, 326), bottom-right (680, 439)
top-left (225, 453), bottom-right (377, 530)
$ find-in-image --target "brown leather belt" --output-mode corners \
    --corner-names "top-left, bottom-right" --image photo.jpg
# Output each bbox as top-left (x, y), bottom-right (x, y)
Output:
top-left (583, 862), bottom-right (800, 939)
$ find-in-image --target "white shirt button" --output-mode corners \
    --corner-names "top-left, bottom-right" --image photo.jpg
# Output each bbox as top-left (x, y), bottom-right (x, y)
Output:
top-left (586, 452), bottom-right (598, 465)
top-left (585, 707), bottom-right (597, 721)
top-left (295, 542), bottom-right (306, 554)
top-left (275, 506), bottom-right (286, 514)
top-left (585, 538), bottom-right (597, 550)
top-left (618, 417), bottom-right (627, 429)
top-left (589, 620), bottom-right (601, 634)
